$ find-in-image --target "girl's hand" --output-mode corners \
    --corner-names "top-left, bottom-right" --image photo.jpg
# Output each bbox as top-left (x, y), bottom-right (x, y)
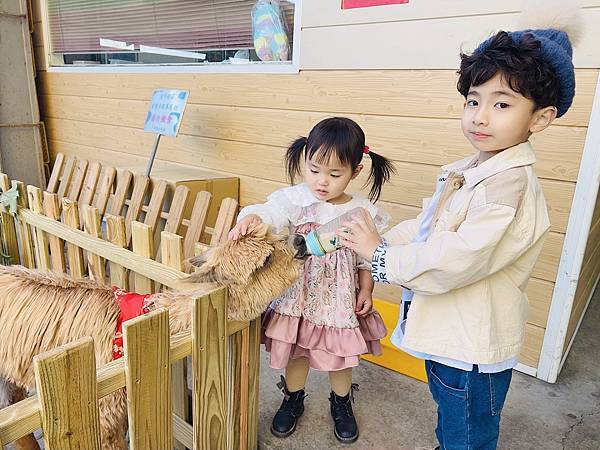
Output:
top-left (355, 289), bottom-right (373, 316)
top-left (228, 214), bottom-right (263, 240)
top-left (338, 209), bottom-right (382, 260)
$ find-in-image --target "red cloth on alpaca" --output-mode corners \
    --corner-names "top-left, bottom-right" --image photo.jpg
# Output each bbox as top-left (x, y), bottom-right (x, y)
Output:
top-left (112, 287), bottom-right (154, 360)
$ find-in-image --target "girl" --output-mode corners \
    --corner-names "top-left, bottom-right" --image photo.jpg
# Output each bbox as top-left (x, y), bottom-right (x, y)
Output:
top-left (228, 117), bottom-right (394, 443)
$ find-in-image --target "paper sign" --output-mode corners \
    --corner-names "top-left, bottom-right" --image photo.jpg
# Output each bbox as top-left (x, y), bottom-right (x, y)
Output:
top-left (342, 0), bottom-right (408, 9)
top-left (143, 89), bottom-right (189, 137)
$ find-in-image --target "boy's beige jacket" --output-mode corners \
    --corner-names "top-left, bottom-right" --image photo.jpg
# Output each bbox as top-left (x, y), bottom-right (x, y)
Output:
top-left (383, 141), bottom-right (550, 364)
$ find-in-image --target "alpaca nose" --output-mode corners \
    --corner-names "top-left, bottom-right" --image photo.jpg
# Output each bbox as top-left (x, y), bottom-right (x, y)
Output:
top-left (288, 234), bottom-right (310, 260)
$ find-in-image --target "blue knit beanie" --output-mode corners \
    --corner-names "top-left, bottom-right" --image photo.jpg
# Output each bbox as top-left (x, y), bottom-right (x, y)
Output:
top-left (474, 28), bottom-right (575, 117)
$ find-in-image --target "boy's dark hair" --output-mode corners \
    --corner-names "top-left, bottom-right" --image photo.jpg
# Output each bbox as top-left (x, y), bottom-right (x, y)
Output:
top-left (285, 117), bottom-right (395, 202)
top-left (457, 31), bottom-right (561, 111)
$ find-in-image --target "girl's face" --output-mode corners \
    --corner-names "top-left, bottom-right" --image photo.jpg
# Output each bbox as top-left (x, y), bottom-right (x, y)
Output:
top-left (304, 152), bottom-right (362, 204)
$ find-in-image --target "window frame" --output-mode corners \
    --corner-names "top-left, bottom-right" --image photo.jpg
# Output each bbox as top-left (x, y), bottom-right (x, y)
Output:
top-left (44, 0), bottom-right (302, 74)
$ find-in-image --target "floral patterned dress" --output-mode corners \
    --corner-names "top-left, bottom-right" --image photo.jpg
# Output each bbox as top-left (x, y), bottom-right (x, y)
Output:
top-left (238, 183), bottom-right (389, 371)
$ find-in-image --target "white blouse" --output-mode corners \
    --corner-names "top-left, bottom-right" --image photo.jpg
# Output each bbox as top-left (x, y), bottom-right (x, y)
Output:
top-left (237, 183), bottom-right (390, 234)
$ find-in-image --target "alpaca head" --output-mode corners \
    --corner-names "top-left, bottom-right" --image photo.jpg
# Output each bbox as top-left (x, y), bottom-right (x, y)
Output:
top-left (185, 224), bottom-right (304, 321)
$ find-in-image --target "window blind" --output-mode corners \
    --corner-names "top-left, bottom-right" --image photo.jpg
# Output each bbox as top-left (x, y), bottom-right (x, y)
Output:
top-left (48, 0), bottom-right (295, 53)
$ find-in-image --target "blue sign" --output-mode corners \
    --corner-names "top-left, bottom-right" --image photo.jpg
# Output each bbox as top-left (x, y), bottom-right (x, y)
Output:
top-left (144, 89), bottom-right (189, 136)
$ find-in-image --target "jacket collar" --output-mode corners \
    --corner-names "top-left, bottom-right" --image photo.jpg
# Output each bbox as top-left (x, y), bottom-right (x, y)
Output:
top-left (441, 141), bottom-right (536, 188)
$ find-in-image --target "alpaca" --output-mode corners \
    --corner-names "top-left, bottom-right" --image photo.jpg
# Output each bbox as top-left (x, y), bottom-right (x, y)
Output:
top-left (0, 224), bottom-right (302, 450)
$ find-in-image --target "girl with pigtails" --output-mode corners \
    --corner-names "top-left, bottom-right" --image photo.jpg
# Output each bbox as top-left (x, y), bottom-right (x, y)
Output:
top-left (228, 117), bottom-right (395, 443)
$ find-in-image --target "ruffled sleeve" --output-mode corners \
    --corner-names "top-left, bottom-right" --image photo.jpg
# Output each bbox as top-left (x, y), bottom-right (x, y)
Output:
top-left (236, 184), bottom-right (317, 233)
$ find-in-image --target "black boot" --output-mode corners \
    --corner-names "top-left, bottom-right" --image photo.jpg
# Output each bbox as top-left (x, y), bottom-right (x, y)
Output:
top-left (329, 384), bottom-right (359, 443)
top-left (270, 375), bottom-right (306, 438)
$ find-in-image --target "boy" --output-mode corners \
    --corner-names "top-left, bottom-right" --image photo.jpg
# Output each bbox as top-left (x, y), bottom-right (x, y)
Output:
top-left (339, 25), bottom-right (577, 449)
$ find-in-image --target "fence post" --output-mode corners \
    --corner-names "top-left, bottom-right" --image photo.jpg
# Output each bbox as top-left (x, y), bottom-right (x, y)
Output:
top-left (0, 173), bottom-right (20, 264)
top-left (123, 309), bottom-right (172, 450)
top-left (27, 186), bottom-right (51, 270)
top-left (193, 287), bottom-right (229, 450)
top-left (43, 192), bottom-right (66, 272)
top-left (132, 221), bottom-right (154, 293)
top-left (62, 198), bottom-right (85, 279)
top-left (106, 214), bottom-right (128, 290)
top-left (161, 231), bottom-right (188, 450)
top-left (247, 318), bottom-right (261, 450)
top-left (82, 205), bottom-right (106, 282)
top-left (33, 337), bottom-right (102, 450)
top-left (13, 180), bottom-right (35, 268)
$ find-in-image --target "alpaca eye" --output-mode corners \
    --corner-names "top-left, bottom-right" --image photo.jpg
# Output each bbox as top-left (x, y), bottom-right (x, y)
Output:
top-left (264, 254), bottom-right (273, 266)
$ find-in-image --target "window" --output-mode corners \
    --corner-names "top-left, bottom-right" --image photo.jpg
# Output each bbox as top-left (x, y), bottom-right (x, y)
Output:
top-left (46, 0), bottom-right (298, 72)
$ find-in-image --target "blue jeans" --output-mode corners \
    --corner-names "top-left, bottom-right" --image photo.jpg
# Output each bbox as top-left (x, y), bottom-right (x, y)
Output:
top-left (426, 360), bottom-right (512, 450)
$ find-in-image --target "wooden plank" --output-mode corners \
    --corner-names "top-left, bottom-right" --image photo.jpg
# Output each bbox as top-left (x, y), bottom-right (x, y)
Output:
top-left (26, 185), bottom-right (51, 270)
top-left (106, 214), bottom-right (129, 290)
top-left (172, 415), bottom-right (193, 450)
top-left (238, 328), bottom-right (250, 450)
top-left (82, 205), bottom-right (106, 282)
top-left (43, 192), bottom-right (66, 273)
top-left (79, 161), bottom-right (101, 209)
top-left (46, 152), bottom-right (64, 193)
top-left (193, 288), bottom-right (229, 450)
top-left (17, 207), bottom-right (186, 288)
top-left (131, 221), bottom-right (154, 293)
top-left (160, 231), bottom-right (187, 450)
top-left (38, 69), bottom-right (598, 127)
top-left (184, 191), bottom-right (211, 258)
top-left (519, 323), bottom-right (545, 368)
top-left (57, 154), bottom-right (76, 200)
top-left (210, 197), bottom-right (238, 246)
top-left (123, 309), bottom-right (172, 450)
top-left (62, 198), bottom-right (85, 279)
top-left (247, 319), bottom-right (260, 450)
top-left (33, 337), bottom-right (102, 450)
top-left (107, 169), bottom-right (133, 217)
top-left (144, 179), bottom-right (168, 234)
top-left (94, 166), bottom-right (117, 216)
top-left (66, 158), bottom-right (88, 201)
top-left (125, 174), bottom-right (150, 244)
top-left (13, 181), bottom-right (35, 268)
top-left (164, 185), bottom-right (190, 235)
top-left (42, 96), bottom-right (588, 182)
top-left (0, 174), bottom-right (20, 264)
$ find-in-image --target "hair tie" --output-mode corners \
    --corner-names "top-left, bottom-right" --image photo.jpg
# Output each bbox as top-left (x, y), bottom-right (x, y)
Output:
top-left (363, 145), bottom-right (370, 155)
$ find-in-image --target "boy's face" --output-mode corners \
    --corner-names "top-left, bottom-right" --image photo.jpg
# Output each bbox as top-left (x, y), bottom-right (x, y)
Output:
top-left (461, 73), bottom-right (554, 154)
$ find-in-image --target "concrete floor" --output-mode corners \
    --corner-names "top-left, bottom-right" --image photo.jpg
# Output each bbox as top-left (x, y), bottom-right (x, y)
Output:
top-left (258, 287), bottom-right (600, 450)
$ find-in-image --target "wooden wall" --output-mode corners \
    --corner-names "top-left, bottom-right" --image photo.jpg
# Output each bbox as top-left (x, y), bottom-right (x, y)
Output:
top-left (563, 192), bottom-right (600, 355)
top-left (30, 1), bottom-right (600, 370)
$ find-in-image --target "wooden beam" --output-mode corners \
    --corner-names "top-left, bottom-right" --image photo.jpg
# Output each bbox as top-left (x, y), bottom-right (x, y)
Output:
top-left (124, 309), bottom-right (172, 450)
top-left (33, 337), bottom-right (102, 450)
top-left (16, 207), bottom-right (185, 288)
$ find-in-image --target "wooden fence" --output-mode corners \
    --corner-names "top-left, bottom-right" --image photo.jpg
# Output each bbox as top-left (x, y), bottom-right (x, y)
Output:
top-left (0, 173), bottom-right (259, 450)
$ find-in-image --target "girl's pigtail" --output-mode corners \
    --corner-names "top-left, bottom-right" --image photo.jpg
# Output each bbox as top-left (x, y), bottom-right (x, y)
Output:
top-left (365, 150), bottom-right (396, 202)
top-left (285, 136), bottom-right (308, 184)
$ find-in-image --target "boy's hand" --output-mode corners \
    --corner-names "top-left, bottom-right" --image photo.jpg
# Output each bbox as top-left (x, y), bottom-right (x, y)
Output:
top-left (338, 209), bottom-right (382, 260)
top-left (355, 289), bottom-right (373, 316)
top-left (228, 214), bottom-right (263, 240)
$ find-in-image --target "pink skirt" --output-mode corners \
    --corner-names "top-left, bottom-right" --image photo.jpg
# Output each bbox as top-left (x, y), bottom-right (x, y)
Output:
top-left (262, 307), bottom-right (387, 371)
